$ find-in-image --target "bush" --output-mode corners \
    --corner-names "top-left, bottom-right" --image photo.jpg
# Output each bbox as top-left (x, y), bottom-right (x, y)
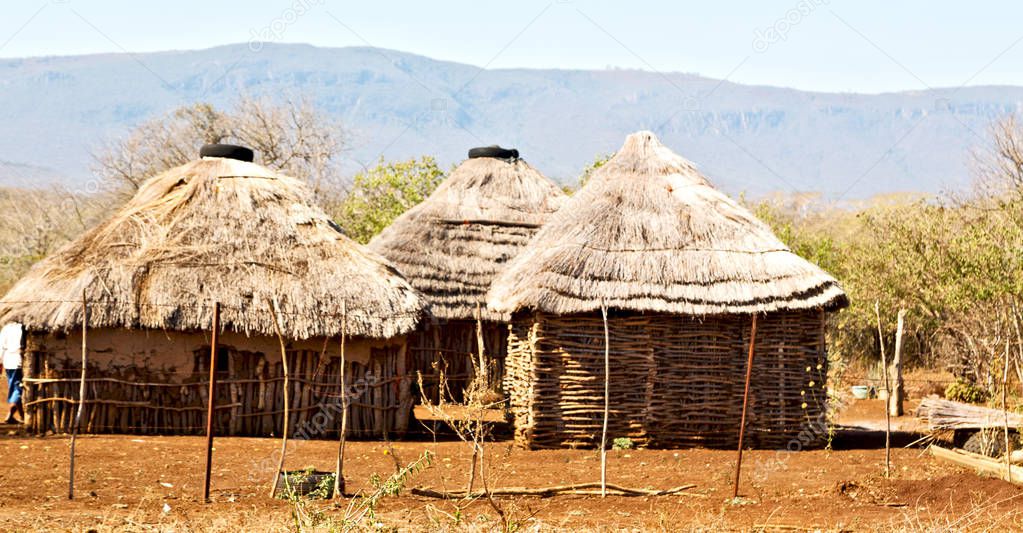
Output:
top-left (612, 437), bottom-right (634, 450)
top-left (944, 379), bottom-right (989, 404)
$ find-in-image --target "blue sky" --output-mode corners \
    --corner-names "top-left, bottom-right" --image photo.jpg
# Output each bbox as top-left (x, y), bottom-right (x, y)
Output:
top-left (3, 0), bottom-right (1023, 94)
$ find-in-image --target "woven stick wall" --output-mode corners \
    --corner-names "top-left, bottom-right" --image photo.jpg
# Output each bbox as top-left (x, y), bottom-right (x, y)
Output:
top-left (409, 320), bottom-right (508, 404)
top-left (22, 344), bottom-right (413, 438)
top-left (504, 309), bottom-right (829, 449)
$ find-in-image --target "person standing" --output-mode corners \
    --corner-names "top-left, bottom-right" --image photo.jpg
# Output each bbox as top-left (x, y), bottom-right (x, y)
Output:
top-left (1, 322), bottom-right (24, 424)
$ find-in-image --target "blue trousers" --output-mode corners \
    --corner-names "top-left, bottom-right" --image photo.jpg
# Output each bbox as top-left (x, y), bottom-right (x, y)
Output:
top-left (6, 368), bottom-right (22, 405)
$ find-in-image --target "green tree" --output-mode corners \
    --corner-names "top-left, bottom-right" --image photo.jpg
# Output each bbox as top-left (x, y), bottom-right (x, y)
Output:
top-left (565, 152), bottom-right (614, 193)
top-left (337, 156), bottom-right (445, 243)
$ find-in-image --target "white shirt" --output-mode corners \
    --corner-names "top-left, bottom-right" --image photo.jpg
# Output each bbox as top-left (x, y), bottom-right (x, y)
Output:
top-left (0, 323), bottom-right (23, 369)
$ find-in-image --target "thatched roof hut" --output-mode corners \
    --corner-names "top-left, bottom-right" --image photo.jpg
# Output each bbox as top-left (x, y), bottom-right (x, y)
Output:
top-left (1, 156), bottom-right (425, 339)
top-left (370, 153), bottom-right (566, 321)
top-left (488, 132), bottom-right (847, 449)
top-left (2, 148), bottom-right (427, 438)
top-left (369, 149), bottom-right (566, 402)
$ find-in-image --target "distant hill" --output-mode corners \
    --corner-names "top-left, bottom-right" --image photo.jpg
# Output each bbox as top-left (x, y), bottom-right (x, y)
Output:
top-left (0, 43), bottom-right (1021, 198)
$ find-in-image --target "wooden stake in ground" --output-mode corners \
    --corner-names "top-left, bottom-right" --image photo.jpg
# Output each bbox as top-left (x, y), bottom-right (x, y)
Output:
top-left (268, 298), bottom-right (291, 498)
top-left (732, 312), bottom-right (758, 499)
top-left (333, 301), bottom-right (347, 499)
top-left (875, 301), bottom-right (891, 478)
top-left (600, 301), bottom-right (610, 498)
top-left (203, 301), bottom-right (220, 503)
top-left (890, 310), bottom-right (905, 417)
top-left (465, 303), bottom-right (488, 495)
top-left (68, 289), bottom-right (88, 500)
top-left (1004, 338), bottom-right (1013, 483)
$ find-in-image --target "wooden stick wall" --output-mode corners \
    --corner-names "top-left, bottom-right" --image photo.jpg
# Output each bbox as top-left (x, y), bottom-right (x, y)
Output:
top-left (22, 345), bottom-right (411, 438)
top-left (505, 310), bottom-right (830, 449)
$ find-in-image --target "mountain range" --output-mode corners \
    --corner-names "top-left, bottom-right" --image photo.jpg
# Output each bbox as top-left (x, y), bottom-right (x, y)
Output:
top-left (1, 42), bottom-right (1021, 199)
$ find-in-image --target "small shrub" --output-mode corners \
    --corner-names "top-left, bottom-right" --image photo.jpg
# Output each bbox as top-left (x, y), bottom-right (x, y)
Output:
top-left (944, 379), bottom-right (988, 404)
top-left (276, 467), bottom-right (335, 500)
top-left (612, 437), bottom-right (634, 450)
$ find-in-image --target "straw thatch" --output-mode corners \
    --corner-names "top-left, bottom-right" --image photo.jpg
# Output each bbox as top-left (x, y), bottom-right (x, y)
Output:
top-left (370, 156), bottom-right (566, 321)
top-left (0, 157), bottom-right (425, 339)
top-left (488, 131), bottom-right (847, 316)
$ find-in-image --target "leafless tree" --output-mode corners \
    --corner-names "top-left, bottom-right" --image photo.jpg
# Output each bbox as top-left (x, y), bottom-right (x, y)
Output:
top-left (94, 95), bottom-right (346, 208)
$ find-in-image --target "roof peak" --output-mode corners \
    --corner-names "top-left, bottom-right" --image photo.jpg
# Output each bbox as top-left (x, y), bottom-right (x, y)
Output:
top-left (486, 132), bottom-right (847, 316)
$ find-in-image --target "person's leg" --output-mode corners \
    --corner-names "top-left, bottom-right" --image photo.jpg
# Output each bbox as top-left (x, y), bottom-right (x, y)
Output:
top-left (5, 369), bottom-right (22, 424)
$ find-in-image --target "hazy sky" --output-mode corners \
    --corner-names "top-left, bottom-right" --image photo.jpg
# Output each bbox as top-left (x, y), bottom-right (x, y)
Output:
top-left (3, 0), bottom-right (1023, 94)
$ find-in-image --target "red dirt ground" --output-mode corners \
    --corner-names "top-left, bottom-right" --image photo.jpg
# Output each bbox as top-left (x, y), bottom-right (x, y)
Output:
top-left (1, 382), bottom-right (1021, 531)
top-left (1, 429), bottom-right (1021, 530)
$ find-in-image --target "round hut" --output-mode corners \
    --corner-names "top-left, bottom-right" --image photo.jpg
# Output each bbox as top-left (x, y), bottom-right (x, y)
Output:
top-left (487, 132), bottom-right (848, 449)
top-left (0, 146), bottom-right (427, 438)
top-left (369, 147), bottom-right (566, 403)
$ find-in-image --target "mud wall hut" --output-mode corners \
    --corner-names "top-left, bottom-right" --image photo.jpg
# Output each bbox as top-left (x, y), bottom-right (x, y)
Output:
top-left (369, 147), bottom-right (566, 403)
top-left (487, 132), bottom-right (848, 449)
top-left (0, 146), bottom-right (426, 438)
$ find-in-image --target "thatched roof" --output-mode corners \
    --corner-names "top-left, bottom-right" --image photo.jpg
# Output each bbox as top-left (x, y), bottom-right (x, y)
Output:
top-left (488, 131), bottom-right (848, 316)
top-left (0, 157), bottom-right (425, 339)
top-left (369, 156), bottom-right (567, 321)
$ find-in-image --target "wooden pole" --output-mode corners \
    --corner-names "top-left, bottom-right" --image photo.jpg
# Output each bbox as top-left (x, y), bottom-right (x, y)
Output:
top-left (203, 301), bottom-right (220, 503)
top-left (473, 303), bottom-right (487, 490)
top-left (874, 302), bottom-right (891, 478)
top-left (268, 298), bottom-right (290, 498)
top-left (600, 302), bottom-right (610, 498)
top-left (890, 310), bottom-right (905, 417)
top-left (475, 303), bottom-right (487, 390)
top-left (732, 312), bottom-right (758, 499)
top-left (1004, 338), bottom-right (1013, 483)
top-left (333, 301), bottom-right (347, 499)
top-left (68, 289), bottom-right (87, 500)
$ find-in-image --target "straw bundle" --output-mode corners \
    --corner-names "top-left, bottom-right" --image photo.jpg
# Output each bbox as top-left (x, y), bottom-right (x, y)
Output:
top-left (0, 157), bottom-right (426, 339)
top-left (917, 397), bottom-right (1023, 431)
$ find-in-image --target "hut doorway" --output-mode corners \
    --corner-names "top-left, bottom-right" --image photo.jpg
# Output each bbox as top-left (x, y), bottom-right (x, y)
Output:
top-left (410, 319), bottom-right (507, 405)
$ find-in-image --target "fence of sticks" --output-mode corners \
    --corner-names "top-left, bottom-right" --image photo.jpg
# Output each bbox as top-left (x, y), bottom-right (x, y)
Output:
top-left (13, 299), bottom-right (416, 440)
top-left (504, 309), bottom-right (829, 449)
top-left (22, 346), bottom-right (411, 437)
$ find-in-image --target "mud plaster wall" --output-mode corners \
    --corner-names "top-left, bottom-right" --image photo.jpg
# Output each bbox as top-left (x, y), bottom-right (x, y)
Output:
top-left (32, 328), bottom-right (402, 380)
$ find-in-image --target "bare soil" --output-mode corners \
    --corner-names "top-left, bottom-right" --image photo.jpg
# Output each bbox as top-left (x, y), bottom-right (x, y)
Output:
top-left (1, 382), bottom-right (1021, 531)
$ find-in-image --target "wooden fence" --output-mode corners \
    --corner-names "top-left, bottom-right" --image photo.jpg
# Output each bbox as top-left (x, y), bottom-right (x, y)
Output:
top-left (22, 346), bottom-right (412, 438)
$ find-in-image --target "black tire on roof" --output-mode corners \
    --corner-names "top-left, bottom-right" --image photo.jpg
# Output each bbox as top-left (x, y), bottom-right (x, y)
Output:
top-left (468, 146), bottom-right (519, 160)
top-left (200, 143), bottom-right (255, 162)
